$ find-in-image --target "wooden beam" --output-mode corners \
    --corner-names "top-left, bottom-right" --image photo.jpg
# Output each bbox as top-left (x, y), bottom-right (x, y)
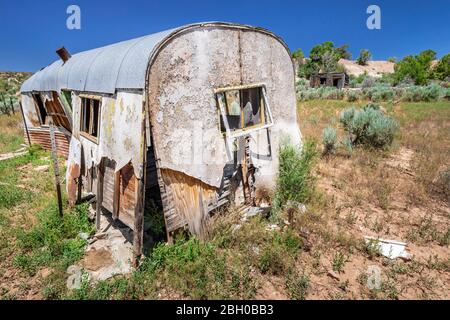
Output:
top-left (133, 164), bottom-right (145, 266)
top-left (49, 117), bottom-right (63, 216)
top-left (18, 102), bottom-right (31, 146)
top-left (96, 158), bottom-right (104, 230)
top-left (112, 170), bottom-right (120, 220)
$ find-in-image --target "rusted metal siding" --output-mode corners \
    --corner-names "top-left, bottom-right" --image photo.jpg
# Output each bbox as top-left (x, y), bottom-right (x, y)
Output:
top-left (28, 128), bottom-right (70, 158)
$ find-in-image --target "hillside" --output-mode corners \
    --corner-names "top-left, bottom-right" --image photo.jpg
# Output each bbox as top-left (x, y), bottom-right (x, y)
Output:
top-left (338, 59), bottom-right (395, 77)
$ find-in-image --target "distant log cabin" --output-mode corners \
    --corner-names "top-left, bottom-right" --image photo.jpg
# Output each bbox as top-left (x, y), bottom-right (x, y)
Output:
top-left (310, 72), bottom-right (349, 89)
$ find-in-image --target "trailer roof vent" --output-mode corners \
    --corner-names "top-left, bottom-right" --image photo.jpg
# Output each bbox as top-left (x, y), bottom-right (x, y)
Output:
top-left (56, 47), bottom-right (71, 63)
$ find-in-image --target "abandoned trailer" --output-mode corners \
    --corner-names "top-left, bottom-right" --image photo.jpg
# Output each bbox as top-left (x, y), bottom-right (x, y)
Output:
top-left (19, 22), bottom-right (302, 258)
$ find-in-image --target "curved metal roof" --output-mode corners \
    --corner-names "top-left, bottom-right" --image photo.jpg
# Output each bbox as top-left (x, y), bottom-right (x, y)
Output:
top-left (21, 22), bottom-right (291, 94)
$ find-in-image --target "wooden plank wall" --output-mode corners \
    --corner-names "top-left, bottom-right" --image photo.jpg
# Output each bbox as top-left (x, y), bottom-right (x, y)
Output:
top-left (117, 163), bottom-right (136, 229)
top-left (160, 168), bottom-right (218, 239)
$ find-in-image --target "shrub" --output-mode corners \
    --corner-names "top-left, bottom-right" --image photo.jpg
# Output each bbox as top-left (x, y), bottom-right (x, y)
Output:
top-left (297, 87), bottom-right (345, 101)
top-left (273, 139), bottom-right (318, 213)
top-left (401, 84), bottom-right (444, 102)
top-left (322, 127), bottom-right (337, 155)
top-left (357, 49), bottom-right (372, 66)
top-left (285, 270), bottom-right (309, 300)
top-left (339, 104), bottom-right (398, 148)
top-left (347, 90), bottom-right (359, 102)
top-left (363, 85), bottom-right (395, 102)
top-left (361, 77), bottom-right (376, 89)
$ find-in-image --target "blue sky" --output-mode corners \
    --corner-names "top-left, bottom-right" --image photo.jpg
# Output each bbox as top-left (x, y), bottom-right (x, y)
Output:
top-left (0, 0), bottom-right (449, 71)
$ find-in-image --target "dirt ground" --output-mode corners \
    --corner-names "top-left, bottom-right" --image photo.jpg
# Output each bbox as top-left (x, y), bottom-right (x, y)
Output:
top-left (273, 99), bottom-right (450, 300)
top-left (0, 99), bottom-right (449, 300)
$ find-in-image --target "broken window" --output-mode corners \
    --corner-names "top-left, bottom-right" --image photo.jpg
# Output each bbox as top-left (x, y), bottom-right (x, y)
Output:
top-left (45, 92), bottom-right (72, 131)
top-left (32, 93), bottom-right (47, 125)
top-left (217, 85), bottom-right (273, 138)
top-left (80, 97), bottom-right (101, 141)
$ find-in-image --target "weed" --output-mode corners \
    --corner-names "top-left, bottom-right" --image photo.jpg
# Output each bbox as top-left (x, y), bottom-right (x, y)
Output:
top-left (322, 127), bottom-right (337, 155)
top-left (13, 202), bottom-right (93, 275)
top-left (273, 139), bottom-right (317, 215)
top-left (332, 251), bottom-right (347, 273)
top-left (285, 270), bottom-right (309, 300)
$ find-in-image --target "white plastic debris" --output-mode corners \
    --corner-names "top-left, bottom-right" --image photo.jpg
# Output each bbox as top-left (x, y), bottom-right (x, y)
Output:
top-left (266, 224), bottom-right (280, 232)
top-left (78, 232), bottom-right (89, 240)
top-left (364, 236), bottom-right (412, 260)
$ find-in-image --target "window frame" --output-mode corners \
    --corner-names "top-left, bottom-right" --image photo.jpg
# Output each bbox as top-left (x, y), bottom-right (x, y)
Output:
top-left (215, 83), bottom-right (274, 139)
top-left (31, 93), bottom-right (48, 127)
top-left (79, 95), bottom-right (102, 144)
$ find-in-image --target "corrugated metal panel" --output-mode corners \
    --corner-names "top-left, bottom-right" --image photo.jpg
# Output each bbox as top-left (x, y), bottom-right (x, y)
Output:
top-left (20, 22), bottom-right (290, 95)
top-left (21, 28), bottom-right (177, 94)
top-left (28, 128), bottom-right (70, 158)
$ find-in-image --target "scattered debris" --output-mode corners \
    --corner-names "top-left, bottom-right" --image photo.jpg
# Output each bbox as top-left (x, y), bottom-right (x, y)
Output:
top-left (327, 270), bottom-right (340, 281)
top-left (0, 147), bottom-right (27, 162)
top-left (34, 165), bottom-right (49, 172)
top-left (66, 265), bottom-right (84, 290)
top-left (66, 213), bottom-right (134, 287)
top-left (365, 236), bottom-right (412, 260)
top-left (285, 200), bottom-right (307, 214)
top-left (78, 232), bottom-right (89, 240)
top-left (242, 206), bottom-right (271, 221)
top-left (266, 224), bottom-right (280, 232)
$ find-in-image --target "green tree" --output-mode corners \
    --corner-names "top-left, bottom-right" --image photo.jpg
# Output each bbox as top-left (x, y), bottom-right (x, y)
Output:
top-left (357, 49), bottom-right (372, 66)
top-left (393, 49), bottom-right (437, 85)
top-left (292, 48), bottom-right (304, 62)
top-left (297, 58), bottom-right (320, 79)
top-left (387, 57), bottom-right (397, 63)
top-left (336, 44), bottom-right (352, 60)
top-left (310, 41), bottom-right (335, 62)
top-left (433, 53), bottom-right (450, 81)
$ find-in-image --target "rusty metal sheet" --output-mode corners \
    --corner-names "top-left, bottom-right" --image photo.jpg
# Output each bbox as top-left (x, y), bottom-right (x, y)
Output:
top-left (28, 128), bottom-right (70, 158)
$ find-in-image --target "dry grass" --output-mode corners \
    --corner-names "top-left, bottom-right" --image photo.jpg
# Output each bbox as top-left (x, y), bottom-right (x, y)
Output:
top-left (293, 99), bottom-right (450, 299)
top-left (0, 113), bottom-right (24, 153)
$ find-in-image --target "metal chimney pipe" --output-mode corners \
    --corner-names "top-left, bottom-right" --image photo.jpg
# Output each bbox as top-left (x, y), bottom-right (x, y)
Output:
top-left (56, 47), bottom-right (71, 63)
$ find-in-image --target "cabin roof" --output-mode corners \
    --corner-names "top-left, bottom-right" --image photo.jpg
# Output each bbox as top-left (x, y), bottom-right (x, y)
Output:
top-left (21, 22), bottom-right (287, 95)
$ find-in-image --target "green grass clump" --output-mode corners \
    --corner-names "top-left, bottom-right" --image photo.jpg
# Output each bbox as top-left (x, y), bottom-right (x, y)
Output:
top-left (273, 139), bottom-right (317, 214)
top-left (13, 202), bottom-right (93, 275)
